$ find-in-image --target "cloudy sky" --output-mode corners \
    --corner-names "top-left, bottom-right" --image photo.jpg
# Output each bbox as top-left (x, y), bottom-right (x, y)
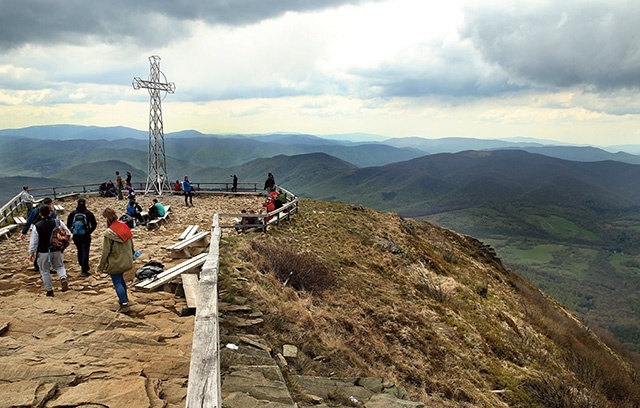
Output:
top-left (0, 0), bottom-right (639, 145)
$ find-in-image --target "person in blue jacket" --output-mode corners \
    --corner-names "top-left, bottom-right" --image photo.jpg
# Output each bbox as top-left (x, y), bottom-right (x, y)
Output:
top-left (183, 176), bottom-right (193, 206)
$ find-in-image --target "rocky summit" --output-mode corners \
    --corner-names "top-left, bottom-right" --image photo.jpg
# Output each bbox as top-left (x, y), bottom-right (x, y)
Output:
top-left (0, 194), bottom-right (639, 407)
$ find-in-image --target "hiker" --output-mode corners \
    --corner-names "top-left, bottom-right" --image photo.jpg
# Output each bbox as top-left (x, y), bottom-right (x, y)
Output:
top-left (21, 197), bottom-right (58, 271)
top-left (104, 180), bottom-right (117, 197)
top-left (28, 204), bottom-right (70, 296)
top-left (126, 200), bottom-right (145, 226)
top-left (126, 171), bottom-right (132, 185)
top-left (126, 182), bottom-right (136, 202)
top-left (183, 175), bottom-right (193, 206)
top-left (66, 198), bottom-right (97, 277)
top-left (97, 207), bottom-right (135, 309)
top-left (115, 171), bottom-right (124, 200)
top-left (231, 174), bottom-right (238, 193)
top-left (173, 180), bottom-right (181, 192)
top-left (20, 185), bottom-right (35, 214)
top-left (148, 198), bottom-right (166, 220)
top-left (262, 197), bottom-right (275, 222)
top-left (264, 172), bottom-right (276, 192)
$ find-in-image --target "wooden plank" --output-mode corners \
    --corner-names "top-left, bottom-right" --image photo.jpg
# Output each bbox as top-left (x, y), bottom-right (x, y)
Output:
top-left (181, 273), bottom-right (199, 309)
top-left (13, 216), bottom-right (27, 225)
top-left (166, 231), bottom-right (210, 259)
top-left (186, 215), bottom-right (222, 407)
top-left (179, 224), bottom-right (199, 240)
top-left (134, 252), bottom-right (207, 291)
top-left (53, 205), bottom-right (65, 214)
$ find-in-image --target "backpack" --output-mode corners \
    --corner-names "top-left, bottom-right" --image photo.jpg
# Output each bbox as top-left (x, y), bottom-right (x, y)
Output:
top-left (72, 212), bottom-right (89, 235)
top-left (135, 261), bottom-right (164, 281)
top-left (119, 214), bottom-right (135, 229)
top-left (50, 219), bottom-right (71, 252)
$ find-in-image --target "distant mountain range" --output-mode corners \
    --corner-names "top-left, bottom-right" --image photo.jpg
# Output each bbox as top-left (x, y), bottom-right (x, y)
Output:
top-left (2, 124), bottom-right (640, 350)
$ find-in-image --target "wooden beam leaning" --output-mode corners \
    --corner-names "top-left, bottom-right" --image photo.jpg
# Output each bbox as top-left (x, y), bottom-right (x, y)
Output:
top-left (179, 224), bottom-right (199, 240)
top-left (165, 231), bottom-right (210, 259)
top-left (181, 274), bottom-right (199, 309)
top-left (186, 214), bottom-right (222, 408)
top-left (0, 224), bottom-right (17, 240)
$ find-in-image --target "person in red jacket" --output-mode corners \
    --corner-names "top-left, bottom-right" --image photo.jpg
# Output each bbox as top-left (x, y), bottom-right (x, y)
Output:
top-left (262, 197), bottom-right (275, 222)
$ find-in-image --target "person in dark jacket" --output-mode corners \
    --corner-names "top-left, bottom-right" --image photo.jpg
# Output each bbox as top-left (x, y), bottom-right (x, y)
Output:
top-left (97, 207), bottom-right (135, 309)
top-left (148, 198), bottom-right (166, 220)
top-left (21, 197), bottom-right (57, 272)
top-left (231, 174), bottom-right (238, 192)
top-left (264, 172), bottom-right (275, 192)
top-left (28, 205), bottom-right (70, 296)
top-left (66, 198), bottom-right (97, 277)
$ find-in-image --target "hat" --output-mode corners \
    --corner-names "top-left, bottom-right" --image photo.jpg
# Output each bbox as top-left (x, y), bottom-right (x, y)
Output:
top-left (77, 198), bottom-right (86, 205)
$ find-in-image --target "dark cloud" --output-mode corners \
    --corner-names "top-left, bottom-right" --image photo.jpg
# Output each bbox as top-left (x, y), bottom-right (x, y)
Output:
top-left (461, 1), bottom-right (640, 91)
top-left (0, 0), bottom-right (380, 50)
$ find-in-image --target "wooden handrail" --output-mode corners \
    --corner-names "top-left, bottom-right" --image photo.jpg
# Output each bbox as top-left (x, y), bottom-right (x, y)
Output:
top-left (186, 214), bottom-right (222, 407)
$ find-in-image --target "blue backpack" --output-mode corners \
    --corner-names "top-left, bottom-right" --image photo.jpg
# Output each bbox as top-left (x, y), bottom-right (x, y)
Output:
top-left (72, 212), bottom-right (89, 235)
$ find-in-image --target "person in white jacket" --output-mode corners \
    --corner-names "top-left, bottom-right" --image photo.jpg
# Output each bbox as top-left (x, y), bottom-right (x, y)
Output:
top-left (20, 185), bottom-right (35, 214)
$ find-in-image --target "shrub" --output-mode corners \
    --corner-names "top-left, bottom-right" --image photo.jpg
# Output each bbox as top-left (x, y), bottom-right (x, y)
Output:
top-left (250, 241), bottom-right (335, 294)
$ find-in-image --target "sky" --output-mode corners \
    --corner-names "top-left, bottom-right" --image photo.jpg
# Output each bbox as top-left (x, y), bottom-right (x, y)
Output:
top-left (0, 0), bottom-right (639, 146)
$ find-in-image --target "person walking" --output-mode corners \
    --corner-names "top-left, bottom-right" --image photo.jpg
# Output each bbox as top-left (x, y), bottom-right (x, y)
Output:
top-left (183, 176), bottom-right (193, 206)
top-left (20, 185), bottom-right (35, 214)
top-left (115, 171), bottom-right (124, 200)
top-left (66, 198), bottom-right (97, 277)
top-left (231, 174), bottom-right (238, 193)
top-left (28, 204), bottom-right (70, 296)
top-left (21, 197), bottom-right (57, 272)
top-left (97, 207), bottom-right (135, 309)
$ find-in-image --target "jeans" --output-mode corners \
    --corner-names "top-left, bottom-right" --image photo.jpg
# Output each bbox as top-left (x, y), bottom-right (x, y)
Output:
top-left (110, 274), bottom-right (128, 305)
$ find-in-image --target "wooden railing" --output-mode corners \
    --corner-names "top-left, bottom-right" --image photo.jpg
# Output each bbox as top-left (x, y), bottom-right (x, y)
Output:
top-left (186, 214), bottom-right (223, 407)
top-left (218, 186), bottom-right (299, 232)
top-left (0, 181), bottom-right (274, 227)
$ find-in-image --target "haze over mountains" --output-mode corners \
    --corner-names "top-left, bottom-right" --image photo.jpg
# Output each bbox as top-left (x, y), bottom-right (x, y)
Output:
top-left (2, 124), bottom-right (640, 350)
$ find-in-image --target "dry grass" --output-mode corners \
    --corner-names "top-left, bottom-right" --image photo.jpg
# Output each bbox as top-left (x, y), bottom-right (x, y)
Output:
top-left (217, 198), bottom-right (640, 407)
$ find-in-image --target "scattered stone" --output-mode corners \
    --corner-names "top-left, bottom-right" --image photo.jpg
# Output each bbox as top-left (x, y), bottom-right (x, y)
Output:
top-left (240, 336), bottom-right (272, 353)
top-left (282, 344), bottom-right (298, 358)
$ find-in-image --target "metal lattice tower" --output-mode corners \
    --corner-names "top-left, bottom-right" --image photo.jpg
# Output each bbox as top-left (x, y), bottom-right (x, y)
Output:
top-left (133, 55), bottom-right (175, 195)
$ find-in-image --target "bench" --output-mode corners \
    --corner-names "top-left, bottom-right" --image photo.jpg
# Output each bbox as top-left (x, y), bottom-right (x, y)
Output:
top-left (179, 224), bottom-right (199, 240)
top-left (53, 205), bottom-right (65, 214)
top-left (0, 224), bottom-right (18, 239)
top-left (166, 231), bottom-right (210, 259)
top-left (13, 216), bottom-right (27, 225)
top-left (147, 205), bottom-right (171, 230)
top-left (134, 252), bottom-right (208, 291)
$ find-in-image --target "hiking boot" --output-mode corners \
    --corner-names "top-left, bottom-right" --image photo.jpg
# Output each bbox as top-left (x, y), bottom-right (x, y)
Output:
top-left (81, 271), bottom-right (91, 277)
top-left (61, 278), bottom-right (68, 292)
top-left (46, 290), bottom-right (54, 297)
